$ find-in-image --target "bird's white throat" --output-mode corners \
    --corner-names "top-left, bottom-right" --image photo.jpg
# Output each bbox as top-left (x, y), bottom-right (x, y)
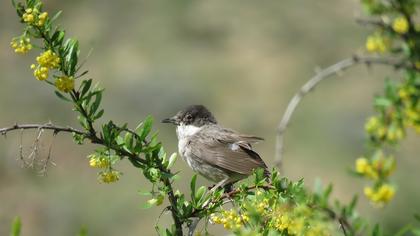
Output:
top-left (176, 124), bottom-right (202, 140)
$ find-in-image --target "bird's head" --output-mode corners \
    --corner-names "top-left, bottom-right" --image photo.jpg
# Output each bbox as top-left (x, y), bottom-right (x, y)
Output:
top-left (162, 105), bottom-right (217, 127)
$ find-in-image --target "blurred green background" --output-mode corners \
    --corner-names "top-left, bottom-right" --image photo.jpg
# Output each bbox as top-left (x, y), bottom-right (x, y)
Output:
top-left (1, 0), bottom-right (419, 235)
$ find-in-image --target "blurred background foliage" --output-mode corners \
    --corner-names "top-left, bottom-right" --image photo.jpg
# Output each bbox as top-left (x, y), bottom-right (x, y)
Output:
top-left (0, 0), bottom-right (419, 235)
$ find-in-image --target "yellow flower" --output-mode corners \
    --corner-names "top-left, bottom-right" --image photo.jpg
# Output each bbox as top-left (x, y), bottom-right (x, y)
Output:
top-left (364, 165), bottom-right (379, 180)
top-left (387, 127), bottom-right (405, 142)
top-left (355, 157), bottom-right (378, 179)
top-left (398, 87), bottom-right (410, 100)
top-left (364, 184), bottom-right (395, 204)
top-left (88, 154), bottom-right (110, 168)
top-left (33, 66), bottom-right (49, 81)
top-left (392, 17), bottom-right (409, 34)
top-left (355, 157), bottom-right (369, 174)
top-left (22, 8), bottom-right (35, 23)
top-left (366, 34), bottom-right (390, 53)
top-left (365, 116), bottom-right (380, 133)
top-left (36, 50), bottom-right (61, 69)
top-left (211, 209), bottom-right (244, 230)
top-left (37, 12), bottom-right (48, 26)
top-left (55, 76), bottom-right (75, 93)
top-left (10, 37), bottom-right (32, 54)
top-left (99, 170), bottom-right (121, 183)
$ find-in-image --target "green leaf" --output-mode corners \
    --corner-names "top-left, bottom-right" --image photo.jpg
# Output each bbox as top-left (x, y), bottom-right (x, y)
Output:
top-left (195, 186), bottom-right (206, 204)
top-left (140, 116), bottom-right (153, 140)
top-left (190, 174), bottom-right (197, 202)
top-left (372, 224), bottom-right (382, 236)
top-left (77, 226), bottom-right (88, 236)
top-left (64, 38), bottom-right (79, 75)
top-left (165, 229), bottom-right (173, 236)
top-left (80, 79), bottom-right (92, 98)
top-left (414, 214), bottom-right (420, 222)
top-left (254, 168), bottom-right (265, 185)
top-left (10, 216), bottom-right (21, 236)
top-left (348, 195), bottom-right (358, 215)
top-left (93, 109), bottom-right (104, 120)
top-left (142, 198), bottom-right (158, 209)
top-left (374, 97), bottom-right (392, 108)
top-left (89, 92), bottom-right (102, 117)
top-left (167, 153), bottom-right (177, 169)
top-left (51, 29), bottom-right (65, 47)
top-left (124, 132), bottom-right (133, 149)
top-left (50, 10), bottom-right (62, 23)
top-left (54, 91), bottom-right (71, 102)
top-left (323, 184), bottom-right (333, 200)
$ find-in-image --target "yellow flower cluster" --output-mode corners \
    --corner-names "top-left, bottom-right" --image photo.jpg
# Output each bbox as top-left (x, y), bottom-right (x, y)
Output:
top-left (364, 184), bottom-right (395, 205)
top-left (31, 50), bottom-right (61, 81)
top-left (99, 170), bottom-right (121, 183)
top-left (22, 8), bottom-right (48, 27)
top-left (272, 214), bottom-right (304, 235)
top-left (392, 17), bottom-right (409, 34)
top-left (36, 50), bottom-right (60, 68)
top-left (365, 116), bottom-right (405, 142)
top-left (256, 198), bottom-right (269, 214)
top-left (356, 158), bottom-right (378, 180)
top-left (55, 76), bottom-right (75, 93)
top-left (365, 34), bottom-right (390, 53)
top-left (399, 85), bottom-right (420, 133)
top-left (88, 153), bottom-right (111, 168)
top-left (10, 37), bottom-right (32, 54)
top-left (210, 209), bottom-right (248, 230)
top-left (355, 154), bottom-right (395, 180)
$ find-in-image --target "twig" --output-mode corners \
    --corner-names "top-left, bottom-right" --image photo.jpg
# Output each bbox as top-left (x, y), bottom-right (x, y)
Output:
top-left (274, 54), bottom-right (418, 168)
top-left (188, 217), bottom-right (200, 236)
top-left (0, 123), bottom-right (86, 136)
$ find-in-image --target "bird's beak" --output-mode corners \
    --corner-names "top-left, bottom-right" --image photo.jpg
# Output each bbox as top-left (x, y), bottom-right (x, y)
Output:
top-left (161, 117), bottom-right (178, 125)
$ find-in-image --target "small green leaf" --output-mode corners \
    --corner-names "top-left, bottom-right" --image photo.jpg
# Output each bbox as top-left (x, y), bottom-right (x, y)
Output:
top-left (93, 109), bottom-right (104, 120)
top-left (80, 79), bottom-right (92, 98)
top-left (190, 175), bottom-right (197, 201)
top-left (50, 10), bottom-right (62, 23)
top-left (89, 92), bottom-right (102, 116)
top-left (167, 153), bottom-right (177, 169)
top-left (374, 97), bottom-right (392, 108)
top-left (54, 91), bottom-right (71, 102)
top-left (348, 195), bottom-right (358, 215)
top-left (372, 224), bottom-right (382, 236)
top-left (140, 116), bottom-right (153, 140)
top-left (10, 216), bottom-right (21, 236)
top-left (77, 226), bottom-right (88, 236)
top-left (195, 186), bottom-right (206, 204)
top-left (414, 214), bottom-right (420, 222)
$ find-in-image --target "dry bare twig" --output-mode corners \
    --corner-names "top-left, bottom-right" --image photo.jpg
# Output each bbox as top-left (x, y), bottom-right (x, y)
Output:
top-left (274, 54), bottom-right (418, 168)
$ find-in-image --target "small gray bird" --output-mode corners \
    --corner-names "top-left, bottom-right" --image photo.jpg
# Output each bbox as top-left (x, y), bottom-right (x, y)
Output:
top-left (162, 105), bottom-right (269, 190)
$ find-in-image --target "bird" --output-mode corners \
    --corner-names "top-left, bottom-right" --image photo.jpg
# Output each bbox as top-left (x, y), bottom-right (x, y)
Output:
top-left (162, 105), bottom-right (269, 191)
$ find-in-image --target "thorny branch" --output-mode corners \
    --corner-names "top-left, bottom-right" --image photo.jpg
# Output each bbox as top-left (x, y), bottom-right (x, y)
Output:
top-left (0, 121), bottom-right (183, 235)
top-left (0, 123), bottom-right (86, 136)
top-left (274, 54), bottom-right (420, 169)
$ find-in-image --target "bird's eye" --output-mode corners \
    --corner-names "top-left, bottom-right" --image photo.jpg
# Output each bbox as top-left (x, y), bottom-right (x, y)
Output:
top-left (185, 114), bottom-right (193, 121)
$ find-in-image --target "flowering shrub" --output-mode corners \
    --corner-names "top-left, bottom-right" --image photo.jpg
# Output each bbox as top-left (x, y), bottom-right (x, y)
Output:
top-left (357, 0), bottom-right (420, 206)
top-left (5, 0), bottom-right (420, 235)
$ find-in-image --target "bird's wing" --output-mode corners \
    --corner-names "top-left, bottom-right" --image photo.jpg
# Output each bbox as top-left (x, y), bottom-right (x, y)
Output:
top-left (189, 126), bottom-right (267, 176)
top-left (218, 127), bottom-right (264, 144)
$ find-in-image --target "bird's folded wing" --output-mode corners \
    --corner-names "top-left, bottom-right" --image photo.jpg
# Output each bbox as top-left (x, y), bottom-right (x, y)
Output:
top-left (189, 131), bottom-right (267, 175)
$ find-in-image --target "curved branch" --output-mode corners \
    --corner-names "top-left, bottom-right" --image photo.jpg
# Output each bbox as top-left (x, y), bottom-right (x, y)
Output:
top-left (274, 54), bottom-right (418, 168)
top-left (0, 123), bottom-right (86, 136)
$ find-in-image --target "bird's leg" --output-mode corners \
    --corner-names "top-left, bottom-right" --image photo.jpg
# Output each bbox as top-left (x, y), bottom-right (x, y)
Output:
top-left (223, 183), bottom-right (234, 193)
top-left (209, 178), bottom-right (230, 193)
